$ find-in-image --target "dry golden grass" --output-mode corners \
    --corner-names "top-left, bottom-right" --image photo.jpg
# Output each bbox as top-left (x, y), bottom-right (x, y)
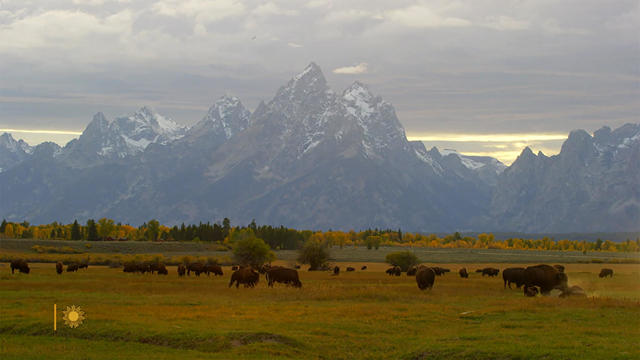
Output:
top-left (1, 261), bottom-right (639, 359)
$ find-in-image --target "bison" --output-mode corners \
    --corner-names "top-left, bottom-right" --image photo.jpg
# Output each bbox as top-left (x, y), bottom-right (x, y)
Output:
top-left (231, 265), bottom-right (239, 271)
top-left (523, 264), bottom-right (568, 296)
top-left (205, 263), bottom-right (223, 276)
top-left (66, 263), bottom-right (79, 272)
top-left (416, 267), bottom-right (435, 290)
top-left (361, 265), bottom-right (367, 270)
top-left (177, 264), bottom-right (186, 276)
top-left (599, 268), bottom-right (613, 278)
top-left (187, 262), bottom-right (206, 276)
top-left (553, 264), bottom-right (565, 273)
top-left (229, 267), bottom-right (259, 288)
top-left (156, 263), bottom-right (168, 275)
top-left (333, 266), bottom-right (340, 275)
top-left (386, 266), bottom-right (401, 276)
top-left (10, 259), bottom-right (30, 274)
top-left (346, 267), bottom-right (355, 272)
top-left (407, 266), bottom-right (418, 276)
top-left (479, 267), bottom-right (499, 277)
top-left (502, 267), bottom-right (525, 289)
top-left (56, 262), bottom-right (63, 274)
top-left (459, 268), bottom-right (468, 278)
top-left (432, 267), bottom-right (450, 276)
top-left (266, 267), bottom-right (302, 288)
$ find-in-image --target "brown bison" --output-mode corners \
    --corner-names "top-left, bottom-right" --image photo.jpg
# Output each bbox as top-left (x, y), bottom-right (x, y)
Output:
top-left (361, 265), bottom-right (367, 270)
top-left (266, 267), bottom-right (302, 288)
top-left (177, 264), bottom-right (186, 276)
top-left (386, 266), bottom-right (401, 276)
top-left (553, 264), bottom-right (565, 273)
top-left (479, 267), bottom-right (499, 277)
top-left (231, 265), bottom-right (239, 271)
top-left (66, 263), bottom-right (79, 272)
top-left (229, 267), bottom-right (259, 288)
top-left (459, 268), bottom-right (468, 278)
top-left (407, 266), bottom-right (418, 276)
top-left (187, 262), bottom-right (206, 276)
top-left (346, 267), bottom-right (355, 272)
top-left (333, 266), bottom-right (340, 275)
top-left (10, 259), bottom-right (30, 274)
top-left (416, 267), bottom-right (435, 290)
top-left (599, 268), bottom-right (613, 278)
top-left (431, 267), bottom-right (450, 276)
top-left (523, 264), bottom-right (568, 296)
top-left (156, 263), bottom-right (168, 275)
top-left (78, 259), bottom-right (89, 270)
top-left (560, 285), bottom-right (587, 298)
top-left (502, 267), bottom-right (525, 289)
top-left (205, 263), bottom-right (223, 276)
top-left (56, 262), bottom-right (63, 274)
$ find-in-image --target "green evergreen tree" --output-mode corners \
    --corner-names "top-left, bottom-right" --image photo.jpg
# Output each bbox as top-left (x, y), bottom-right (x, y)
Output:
top-left (87, 219), bottom-right (98, 241)
top-left (0, 219), bottom-right (7, 233)
top-left (71, 220), bottom-right (82, 240)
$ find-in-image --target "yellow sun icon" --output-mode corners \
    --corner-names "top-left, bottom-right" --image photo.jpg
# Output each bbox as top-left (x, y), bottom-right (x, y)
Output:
top-left (62, 305), bottom-right (85, 328)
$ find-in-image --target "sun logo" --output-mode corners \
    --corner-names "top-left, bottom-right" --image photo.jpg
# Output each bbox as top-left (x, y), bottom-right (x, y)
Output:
top-left (62, 305), bottom-right (85, 328)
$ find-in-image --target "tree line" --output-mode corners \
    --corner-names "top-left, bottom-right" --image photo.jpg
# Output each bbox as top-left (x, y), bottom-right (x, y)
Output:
top-left (0, 218), bottom-right (638, 252)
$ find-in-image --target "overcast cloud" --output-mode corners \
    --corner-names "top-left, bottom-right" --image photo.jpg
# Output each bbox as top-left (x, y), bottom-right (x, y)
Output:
top-left (0, 0), bottom-right (638, 163)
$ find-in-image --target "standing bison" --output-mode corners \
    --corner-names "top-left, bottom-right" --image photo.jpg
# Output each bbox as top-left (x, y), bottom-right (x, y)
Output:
top-left (599, 268), bottom-right (613, 278)
top-left (502, 267), bottom-right (525, 289)
top-left (229, 267), bottom-right (259, 288)
top-left (361, 266), bottom-right (367, 270)
top-left (480, 268), bottom-right (499, 277)
top-left (416, 267), bottom-right (435, 290)
top-left (177, 264), bottom-right (186, 276)
top-left (553, 264), bottom-right (565, 273)
top-left (187, 262), bottom-right (206, 276)
top-left (56, 262), bottom-right (63, 274)
top-left (386, 266), bottom-right (401, 276)
top-left (66, 263), bottom-right (79, 272)
top-left (459, 268), bottom-right (468, 278)
top-left (205, 264), bottom-right (223, 276)
top-left (346, 267), bottom-right (355, 272)
top-left (10, 259), bottom-right (30, 274)
top-left (523, 264), bottom-right (568, 296)
top-left (333, 266), bottom-right (340, 275)
top-left (266, 267), bottom-right (302, 288)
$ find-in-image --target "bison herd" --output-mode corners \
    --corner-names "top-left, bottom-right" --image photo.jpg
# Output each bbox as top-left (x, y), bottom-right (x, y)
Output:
top-left (7, 258), bottom-right (617, 297)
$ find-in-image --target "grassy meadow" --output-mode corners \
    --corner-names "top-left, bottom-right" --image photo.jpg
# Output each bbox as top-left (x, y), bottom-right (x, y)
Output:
top-left (1, 257), bottom-right (639, 359)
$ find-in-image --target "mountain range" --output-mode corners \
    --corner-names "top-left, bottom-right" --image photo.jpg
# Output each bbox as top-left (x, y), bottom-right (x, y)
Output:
top-left (1, 63), bottom-right (638, 232)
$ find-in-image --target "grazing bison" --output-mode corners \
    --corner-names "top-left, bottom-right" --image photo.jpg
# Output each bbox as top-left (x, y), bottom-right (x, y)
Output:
top-left (10, 259), bottom-right (30, 274)
top-left (407, 266), bottom-right (418, 276)
top-left (361, 266), bottom-right (367, 270)
top-left (229, 267), bottom-right (259, 288)
top-left (416, 267), bottom-right (435, 290)
top-left (480, 268), bottom-right (499, 277)
top-left (156, 263), bottom-right (168, 275)
top-left (459, 268), bottom-right (468, 278)
top-left (205, 263), bottom-right (223, 276)
top-left (123, 262), bottom-right (138, 273)
top-left (78, 259), bottom-right (89, 270)
top-left (432, 267), bottom-right (450, 276)
top-left (346, 267), bottom-right (355, 272)
top-left (523, 264), bottom-right (568, 296)
top-left (553, 264), bottom-right (565, 273)
top-left (560, 285), bottom-right (586, 298)
top-left (333, 266), bottom-right (340, 275)
top-left (386, 266), bottom-right (401, 276)
top-left (599, 268), bottom-right (613, 278)
top-left (187, 262), bottom-right (206, 276)
top-left (502, 267), bottom-right (526, 289)
top-left (177, 264), bottom-right (186, 276)
top-left (66, 263), bottom-right (79, 272)
top-left (266, 267), bottom-right (302, 288)
top-left (56, 262), bottom-right (63, 274)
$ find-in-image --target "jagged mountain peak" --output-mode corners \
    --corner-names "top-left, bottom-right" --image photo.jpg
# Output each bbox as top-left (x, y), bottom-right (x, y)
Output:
top-left (187, 95), bottom-right (251, 142)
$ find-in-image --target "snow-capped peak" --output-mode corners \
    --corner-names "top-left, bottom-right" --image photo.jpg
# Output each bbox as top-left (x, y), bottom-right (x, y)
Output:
top-left (188, 95), bottom-right (250, 141)
top-left (0, 132), bottom-right (33, 154)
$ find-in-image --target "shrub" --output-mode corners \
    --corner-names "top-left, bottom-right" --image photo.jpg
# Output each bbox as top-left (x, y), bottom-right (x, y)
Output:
top-left (385, 251), bottom-right (420, 272)
top-left (298, 236), bottom-right (331, 270)
top-left (231, 229), bottom-right (275, 268)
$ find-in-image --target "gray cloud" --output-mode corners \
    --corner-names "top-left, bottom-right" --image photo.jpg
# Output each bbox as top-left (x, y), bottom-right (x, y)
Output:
top-left (0, 0), bottom-right (638, 162)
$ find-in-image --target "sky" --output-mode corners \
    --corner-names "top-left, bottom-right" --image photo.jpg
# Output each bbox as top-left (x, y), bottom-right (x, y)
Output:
top-left (0, 0), bottom-right (638, 164)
